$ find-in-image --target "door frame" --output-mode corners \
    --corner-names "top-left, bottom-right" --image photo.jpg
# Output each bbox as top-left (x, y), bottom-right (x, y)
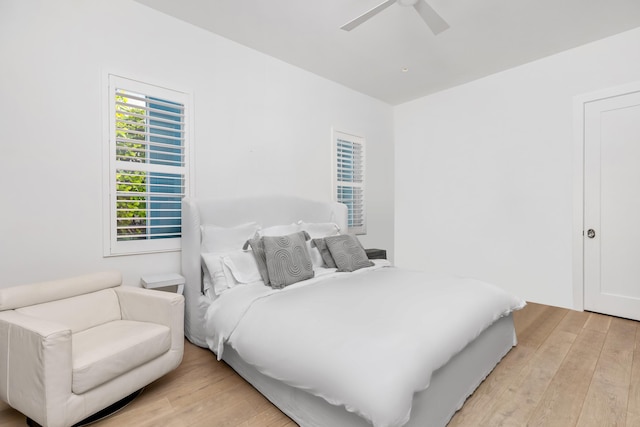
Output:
top-left (572, 81), bottom-right (640, 311)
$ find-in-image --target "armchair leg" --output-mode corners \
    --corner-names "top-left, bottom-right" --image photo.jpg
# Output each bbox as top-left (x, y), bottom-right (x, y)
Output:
top-left (25, 388), bottom-right (144, 427)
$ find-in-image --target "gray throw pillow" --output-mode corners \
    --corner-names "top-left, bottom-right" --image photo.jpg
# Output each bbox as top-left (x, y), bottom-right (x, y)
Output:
top-left (311, 238), bottom-right (337, 268)
top-left (244, 237), bottom-right (270, 285)
top-left (263, 231), bottom-right (314, 289)
top-left (324, 234), bottom-right (374, 272)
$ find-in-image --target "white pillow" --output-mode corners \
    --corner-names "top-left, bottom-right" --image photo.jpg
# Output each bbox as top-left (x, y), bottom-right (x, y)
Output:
top-left (223, 250), bottom-right (262, 284)
top-left (258, 223), bottom-right (300, 237)
top-left (201, 222), bottom-right (260, 253)
top-left (202, 249), bottom-right (263, 296)
top-left (298, 221), bottom-right (341, 267)
top-left (201, 252), bottom-right (236, 296)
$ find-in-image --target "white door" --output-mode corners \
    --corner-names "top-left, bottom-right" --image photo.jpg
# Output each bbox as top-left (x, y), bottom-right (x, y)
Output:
top-left (584, 90), bottom-right (640, 320)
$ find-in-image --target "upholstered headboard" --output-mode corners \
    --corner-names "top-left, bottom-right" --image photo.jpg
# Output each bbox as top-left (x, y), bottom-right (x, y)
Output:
top-left (181, 195), bottom-right (348, 347)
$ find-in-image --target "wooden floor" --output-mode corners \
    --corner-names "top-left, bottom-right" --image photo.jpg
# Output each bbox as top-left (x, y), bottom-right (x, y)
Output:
top-left (1, 302), bottom-right (639, 426)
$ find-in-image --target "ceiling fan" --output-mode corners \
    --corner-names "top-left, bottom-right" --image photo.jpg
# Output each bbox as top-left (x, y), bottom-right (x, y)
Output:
top-left (341, 0), bottom-right (449, 35)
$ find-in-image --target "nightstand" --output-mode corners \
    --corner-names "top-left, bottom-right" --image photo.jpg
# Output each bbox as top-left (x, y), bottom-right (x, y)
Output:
top-left (365, 248), bottom-right (387, 260)
top-left (141, 273), bottom-right (185, 295)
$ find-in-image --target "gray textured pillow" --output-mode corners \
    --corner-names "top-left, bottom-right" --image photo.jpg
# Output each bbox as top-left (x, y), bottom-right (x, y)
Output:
top-left (244, 237), bottom-right (270, 285)
top-left (311, 238), bottom-right (337, 268)
top-left (263, 231), bottom-right (314, 289)
top-left (324, 234), bottom-right (374, 272)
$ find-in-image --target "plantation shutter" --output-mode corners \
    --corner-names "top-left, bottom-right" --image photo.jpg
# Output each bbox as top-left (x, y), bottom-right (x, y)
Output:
top-left (334, 131), bottom-right (366, 234)
top-left (107, 75), bottom-right (191, 255)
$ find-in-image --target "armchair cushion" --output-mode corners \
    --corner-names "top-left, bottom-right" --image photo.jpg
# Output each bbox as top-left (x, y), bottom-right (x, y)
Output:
top-left (72, 320), bottom-right (171, 394)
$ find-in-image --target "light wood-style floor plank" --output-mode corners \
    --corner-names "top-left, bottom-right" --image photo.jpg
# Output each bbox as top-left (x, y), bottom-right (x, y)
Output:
top-left (511, 302), bottom-right (548, 336)
top-left (0, 403), bottom-right (24, 427)
top-left (555, 309), bottom-right (590, 335)
top-left (477, 328), bottom-right (577, 426)
top-left (626, 326), bottom-right (640, 425)
top-left (447, 342), bottom-right (537, 426)
top-left (584, 311), bottom-right (613, 333)
top-left (527, 328), bottom-right (606, 427)
top-left (1, 303), bottom-right (639, 426)
top-left (576, 317), bottom-right (636, 427)
top-left (514, 304), bottom-right (568, 350)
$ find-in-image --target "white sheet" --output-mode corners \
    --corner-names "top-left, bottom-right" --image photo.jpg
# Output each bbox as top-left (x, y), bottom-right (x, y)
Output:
top-left (204, 263), bottom-right (525, 427)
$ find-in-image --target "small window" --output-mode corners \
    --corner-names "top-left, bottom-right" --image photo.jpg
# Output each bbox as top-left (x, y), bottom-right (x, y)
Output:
top-left (333, 130), bottom-right (366, 234)
top-left (104, 75), bottom-right (192, 256)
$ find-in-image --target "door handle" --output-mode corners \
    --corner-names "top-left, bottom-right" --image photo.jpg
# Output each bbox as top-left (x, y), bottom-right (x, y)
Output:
top-left (587, 229), bottom-right (596, 239)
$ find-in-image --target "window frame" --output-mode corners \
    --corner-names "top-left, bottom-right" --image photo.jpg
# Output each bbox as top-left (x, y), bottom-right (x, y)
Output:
top-left (332, 129), bottom-right (367, 235)
top-left (103, 73), bottom-right (194, 256)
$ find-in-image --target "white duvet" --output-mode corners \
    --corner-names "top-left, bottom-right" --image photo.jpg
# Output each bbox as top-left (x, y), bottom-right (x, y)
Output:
top-left (204, 262), bottom-right (525, 427)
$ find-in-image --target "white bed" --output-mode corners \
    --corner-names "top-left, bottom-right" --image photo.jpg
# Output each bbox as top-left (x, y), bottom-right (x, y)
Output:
top-left (181, 195), bottom-right (525, 427)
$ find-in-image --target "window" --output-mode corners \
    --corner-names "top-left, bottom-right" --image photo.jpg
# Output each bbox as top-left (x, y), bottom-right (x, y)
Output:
top-left (104, 75), bottom-right (192, 256)
top-left (333, 130), bottom-right (366, 234)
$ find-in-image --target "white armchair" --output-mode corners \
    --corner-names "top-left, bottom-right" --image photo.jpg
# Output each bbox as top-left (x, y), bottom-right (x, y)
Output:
top-left (0, 271), bottom-right (184, 427)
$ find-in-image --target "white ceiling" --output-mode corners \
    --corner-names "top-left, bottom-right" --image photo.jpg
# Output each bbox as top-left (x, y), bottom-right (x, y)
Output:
top-left (134, 0), bottom-right (640, 105)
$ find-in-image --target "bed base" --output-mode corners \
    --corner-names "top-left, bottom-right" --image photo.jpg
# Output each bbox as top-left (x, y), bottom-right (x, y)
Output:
top-left (222, 313), bottom-right (517, 427)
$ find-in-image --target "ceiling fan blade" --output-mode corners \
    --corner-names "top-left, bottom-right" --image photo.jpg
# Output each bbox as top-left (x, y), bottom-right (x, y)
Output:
top-left (413, 0), bottom-right (449, 35)
top-left (340, 0), bottom-right (396, 31)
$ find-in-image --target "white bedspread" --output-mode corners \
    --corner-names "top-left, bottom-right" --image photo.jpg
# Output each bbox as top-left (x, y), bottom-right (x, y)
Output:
top-left (204, 263), bottom-right (525, 427)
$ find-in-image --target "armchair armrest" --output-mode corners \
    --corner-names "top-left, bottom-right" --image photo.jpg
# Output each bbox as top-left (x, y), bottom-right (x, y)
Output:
top-left (115, 287), bottom-right (184, 352)
top-left (0, 311), bottom-right (72, 427)
top-left (115, 286), bottom-right (183, 327)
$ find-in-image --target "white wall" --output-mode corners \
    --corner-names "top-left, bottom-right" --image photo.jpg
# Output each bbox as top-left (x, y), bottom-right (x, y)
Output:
top-left (0, 0), bottom-right (394, 287)
top-left (394, 27), bottom-right (640, 309)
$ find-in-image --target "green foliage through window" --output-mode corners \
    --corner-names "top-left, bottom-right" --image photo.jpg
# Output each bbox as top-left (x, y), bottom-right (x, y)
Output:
top-left (115, 94), bottom-right (147, 240)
